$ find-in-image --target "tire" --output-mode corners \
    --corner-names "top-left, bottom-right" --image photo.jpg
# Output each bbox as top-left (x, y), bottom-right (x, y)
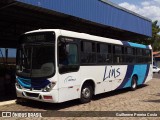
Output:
top-left (80, 84), bottom-right (93, 103)
top-left (158, 71), bottom-right (160, 74)
top-left (131, 76), bottom-right (137, 91)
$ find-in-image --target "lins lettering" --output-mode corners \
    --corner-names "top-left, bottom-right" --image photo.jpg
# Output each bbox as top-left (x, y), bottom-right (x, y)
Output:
top-left (103, 66), bottom-right (121, 81)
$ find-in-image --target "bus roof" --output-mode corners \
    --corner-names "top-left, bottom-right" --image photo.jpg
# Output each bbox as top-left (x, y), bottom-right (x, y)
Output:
top-left (25, 29), bottom-right (152, 49)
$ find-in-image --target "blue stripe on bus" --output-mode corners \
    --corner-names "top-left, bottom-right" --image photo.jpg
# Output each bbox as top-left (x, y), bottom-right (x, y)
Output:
top-left (121, 41), bottom-right (130, 46)
top-left (116, 65), bottom-right (134, 90)
top-left (128, 42), bottom-right (147, 48)
top-left (142, 64), bottom-right (150, 83)
top-left (135, 65), bottom-right (147, 85)
top-left (121, 41), bottom-right (149, 49)
top-left (123, 64), bottom-right (150, 88)
top-left (124, 65), bottom-right (147, 87)
top-left (146, 46), bottom-right (150, 49)
top-left (17, 77), bottom-right (31, 88)
top-left (31, 79), bottom-right (50, 89)
top-left (17, 77), bottom-right (50, 89)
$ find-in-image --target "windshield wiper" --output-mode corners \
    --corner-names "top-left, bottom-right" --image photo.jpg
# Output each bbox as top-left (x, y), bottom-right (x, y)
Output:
top-left (22, 44), bottom-right (30, 67)
top-left (30, 47), bottom-right (33, 78)
top-left (29, 42), bottom-right (54, 46)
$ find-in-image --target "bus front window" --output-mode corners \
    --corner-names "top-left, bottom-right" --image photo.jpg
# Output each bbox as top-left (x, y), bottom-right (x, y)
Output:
top-left (16, 32), bottom-right (55, 78)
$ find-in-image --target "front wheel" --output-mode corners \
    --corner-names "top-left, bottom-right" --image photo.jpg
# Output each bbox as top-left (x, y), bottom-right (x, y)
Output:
top-left (80, 84), bottom-right (93, 103)
top-left (131, 76), bottom-right (137, 91)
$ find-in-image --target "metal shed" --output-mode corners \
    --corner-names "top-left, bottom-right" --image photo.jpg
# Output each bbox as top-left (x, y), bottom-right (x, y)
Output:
top-left (0, 0), bottom-right (152, 48)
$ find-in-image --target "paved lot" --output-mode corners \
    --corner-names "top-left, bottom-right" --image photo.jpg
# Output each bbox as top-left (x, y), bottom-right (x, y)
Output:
top-left (0, 74), bottom-right (160, 120)
top-left (153, 73), bottom-right (160, 79)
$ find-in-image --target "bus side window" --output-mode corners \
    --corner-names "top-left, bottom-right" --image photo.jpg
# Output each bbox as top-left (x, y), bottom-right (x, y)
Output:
top-left (136, 48), bottom-right (143, 63)
top-left (144, 49), bottom-right (152, 63)
top-left (58, 38), bottom-right (79, 74)
top-left (126, 47), bottom-right (135, 64)
top-left (66, 44), bottom-right (78, 65)
top-left (113, 45), bottom-right (123, 64)
top-left (97, 43), bottom-right (112, 64)
top-left (80, 41), bottom-right (96, 64)
top-left (58, 40), bottom-right (68, 65)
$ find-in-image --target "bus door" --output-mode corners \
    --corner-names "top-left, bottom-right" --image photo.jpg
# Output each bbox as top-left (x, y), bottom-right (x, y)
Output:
top-left (57, 37), bottom-right (80, 102)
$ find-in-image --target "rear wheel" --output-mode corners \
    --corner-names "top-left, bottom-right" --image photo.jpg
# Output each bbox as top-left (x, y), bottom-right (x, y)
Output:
top-left (131, 76), bottom-right (137, 91)
top-left (80, 84), bottom-right (93, 103)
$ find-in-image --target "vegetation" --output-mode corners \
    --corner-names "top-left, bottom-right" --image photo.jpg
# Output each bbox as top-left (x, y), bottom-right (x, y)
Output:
top-left (151, 20), bottom-right (160, 51)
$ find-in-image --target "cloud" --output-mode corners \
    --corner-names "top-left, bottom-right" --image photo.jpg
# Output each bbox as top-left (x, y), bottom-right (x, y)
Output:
top-left (119, 0), bottom-right (160, 25)
top-left (119, 2), bottom-right (137, 11)
top-left (141, 1), bottom-right (150, 6)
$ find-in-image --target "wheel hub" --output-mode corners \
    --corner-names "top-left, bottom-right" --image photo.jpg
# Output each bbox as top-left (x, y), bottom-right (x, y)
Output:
top-left (132, 79), bottom-right (136, 88)
top-left (82, 88), bottom-right (90, 98)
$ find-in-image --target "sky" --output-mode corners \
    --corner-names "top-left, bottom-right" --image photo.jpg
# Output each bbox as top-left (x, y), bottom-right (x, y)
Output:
top-left (0, 48), bottom-right (16, 58)
top-left (110, 0), bottom-right (160, 25)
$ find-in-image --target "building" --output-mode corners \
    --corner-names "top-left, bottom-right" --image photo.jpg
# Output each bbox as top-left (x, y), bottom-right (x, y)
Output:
top-left (153, 51), bottom-right (160, 67)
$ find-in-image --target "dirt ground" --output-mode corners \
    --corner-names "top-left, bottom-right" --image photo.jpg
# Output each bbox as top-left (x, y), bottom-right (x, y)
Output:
top-left (0, 74), bottom-right (160, 120)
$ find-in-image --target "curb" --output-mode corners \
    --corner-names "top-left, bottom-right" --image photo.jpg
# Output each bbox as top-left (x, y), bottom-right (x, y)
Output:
top-left (0, 100), bottom-right (16, 106)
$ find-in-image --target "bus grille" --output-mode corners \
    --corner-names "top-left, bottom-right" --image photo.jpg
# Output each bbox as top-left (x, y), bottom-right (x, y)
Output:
top-left (25, 92), bottom-right (39, 98)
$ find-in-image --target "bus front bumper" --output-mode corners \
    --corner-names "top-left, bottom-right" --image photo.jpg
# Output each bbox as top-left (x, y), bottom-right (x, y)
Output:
top-left (16, 87), bottom-right (59, 103)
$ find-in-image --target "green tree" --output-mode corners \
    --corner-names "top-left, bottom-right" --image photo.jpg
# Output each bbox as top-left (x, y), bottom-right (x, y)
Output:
top-left (151, 20), bottom-right (160, 51)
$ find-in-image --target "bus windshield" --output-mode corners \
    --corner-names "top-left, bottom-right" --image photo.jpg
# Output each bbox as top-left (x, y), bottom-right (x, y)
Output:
top-left (16, 32), bottom-right (55, 78)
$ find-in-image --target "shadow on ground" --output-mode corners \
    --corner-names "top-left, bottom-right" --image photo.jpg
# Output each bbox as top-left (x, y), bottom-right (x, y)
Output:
top-left (143, 92), bottom-right (160, 103)
top-left (93, 84), bottom-right (148, 101)
top-left (16, 84), bottom-right (148, 111)
top-left (17, 98), bottom-right (81, 111)
top-left (143, 99), bottom-right (160, 103)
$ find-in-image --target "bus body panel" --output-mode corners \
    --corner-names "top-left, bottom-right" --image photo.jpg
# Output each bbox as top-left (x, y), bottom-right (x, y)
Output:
top-left (16, 29), bottom-right (153, 103)
top-left (145, 64), bottom-right (153, 83)
top-left (78, 65), bottom-right (127, 95)
top-left (58, 72), bottom-right (80, 102)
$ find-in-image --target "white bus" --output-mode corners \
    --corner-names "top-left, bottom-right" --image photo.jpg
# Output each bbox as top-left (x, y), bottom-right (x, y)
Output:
top-left (16, 29), bottom-right (152, 103)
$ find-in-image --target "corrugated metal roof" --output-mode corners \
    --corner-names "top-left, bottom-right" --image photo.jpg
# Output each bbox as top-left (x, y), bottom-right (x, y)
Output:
top-left (100, 0), bottom-right (151, 22)
top-left (14, 0), bottom-right (152, 37)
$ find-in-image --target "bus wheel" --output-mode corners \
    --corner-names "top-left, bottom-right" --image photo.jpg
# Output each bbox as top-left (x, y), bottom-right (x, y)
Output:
top-left (80, 84), bottom-right (93, 103)
top-left (131, 76), bottom-right (137, 91)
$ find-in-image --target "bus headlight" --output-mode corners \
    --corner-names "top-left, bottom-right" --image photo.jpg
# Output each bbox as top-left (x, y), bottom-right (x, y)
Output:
top-left (42, 82), bottom-right (56, 92)
top-left (15, 82), bottom-right (22, 89)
